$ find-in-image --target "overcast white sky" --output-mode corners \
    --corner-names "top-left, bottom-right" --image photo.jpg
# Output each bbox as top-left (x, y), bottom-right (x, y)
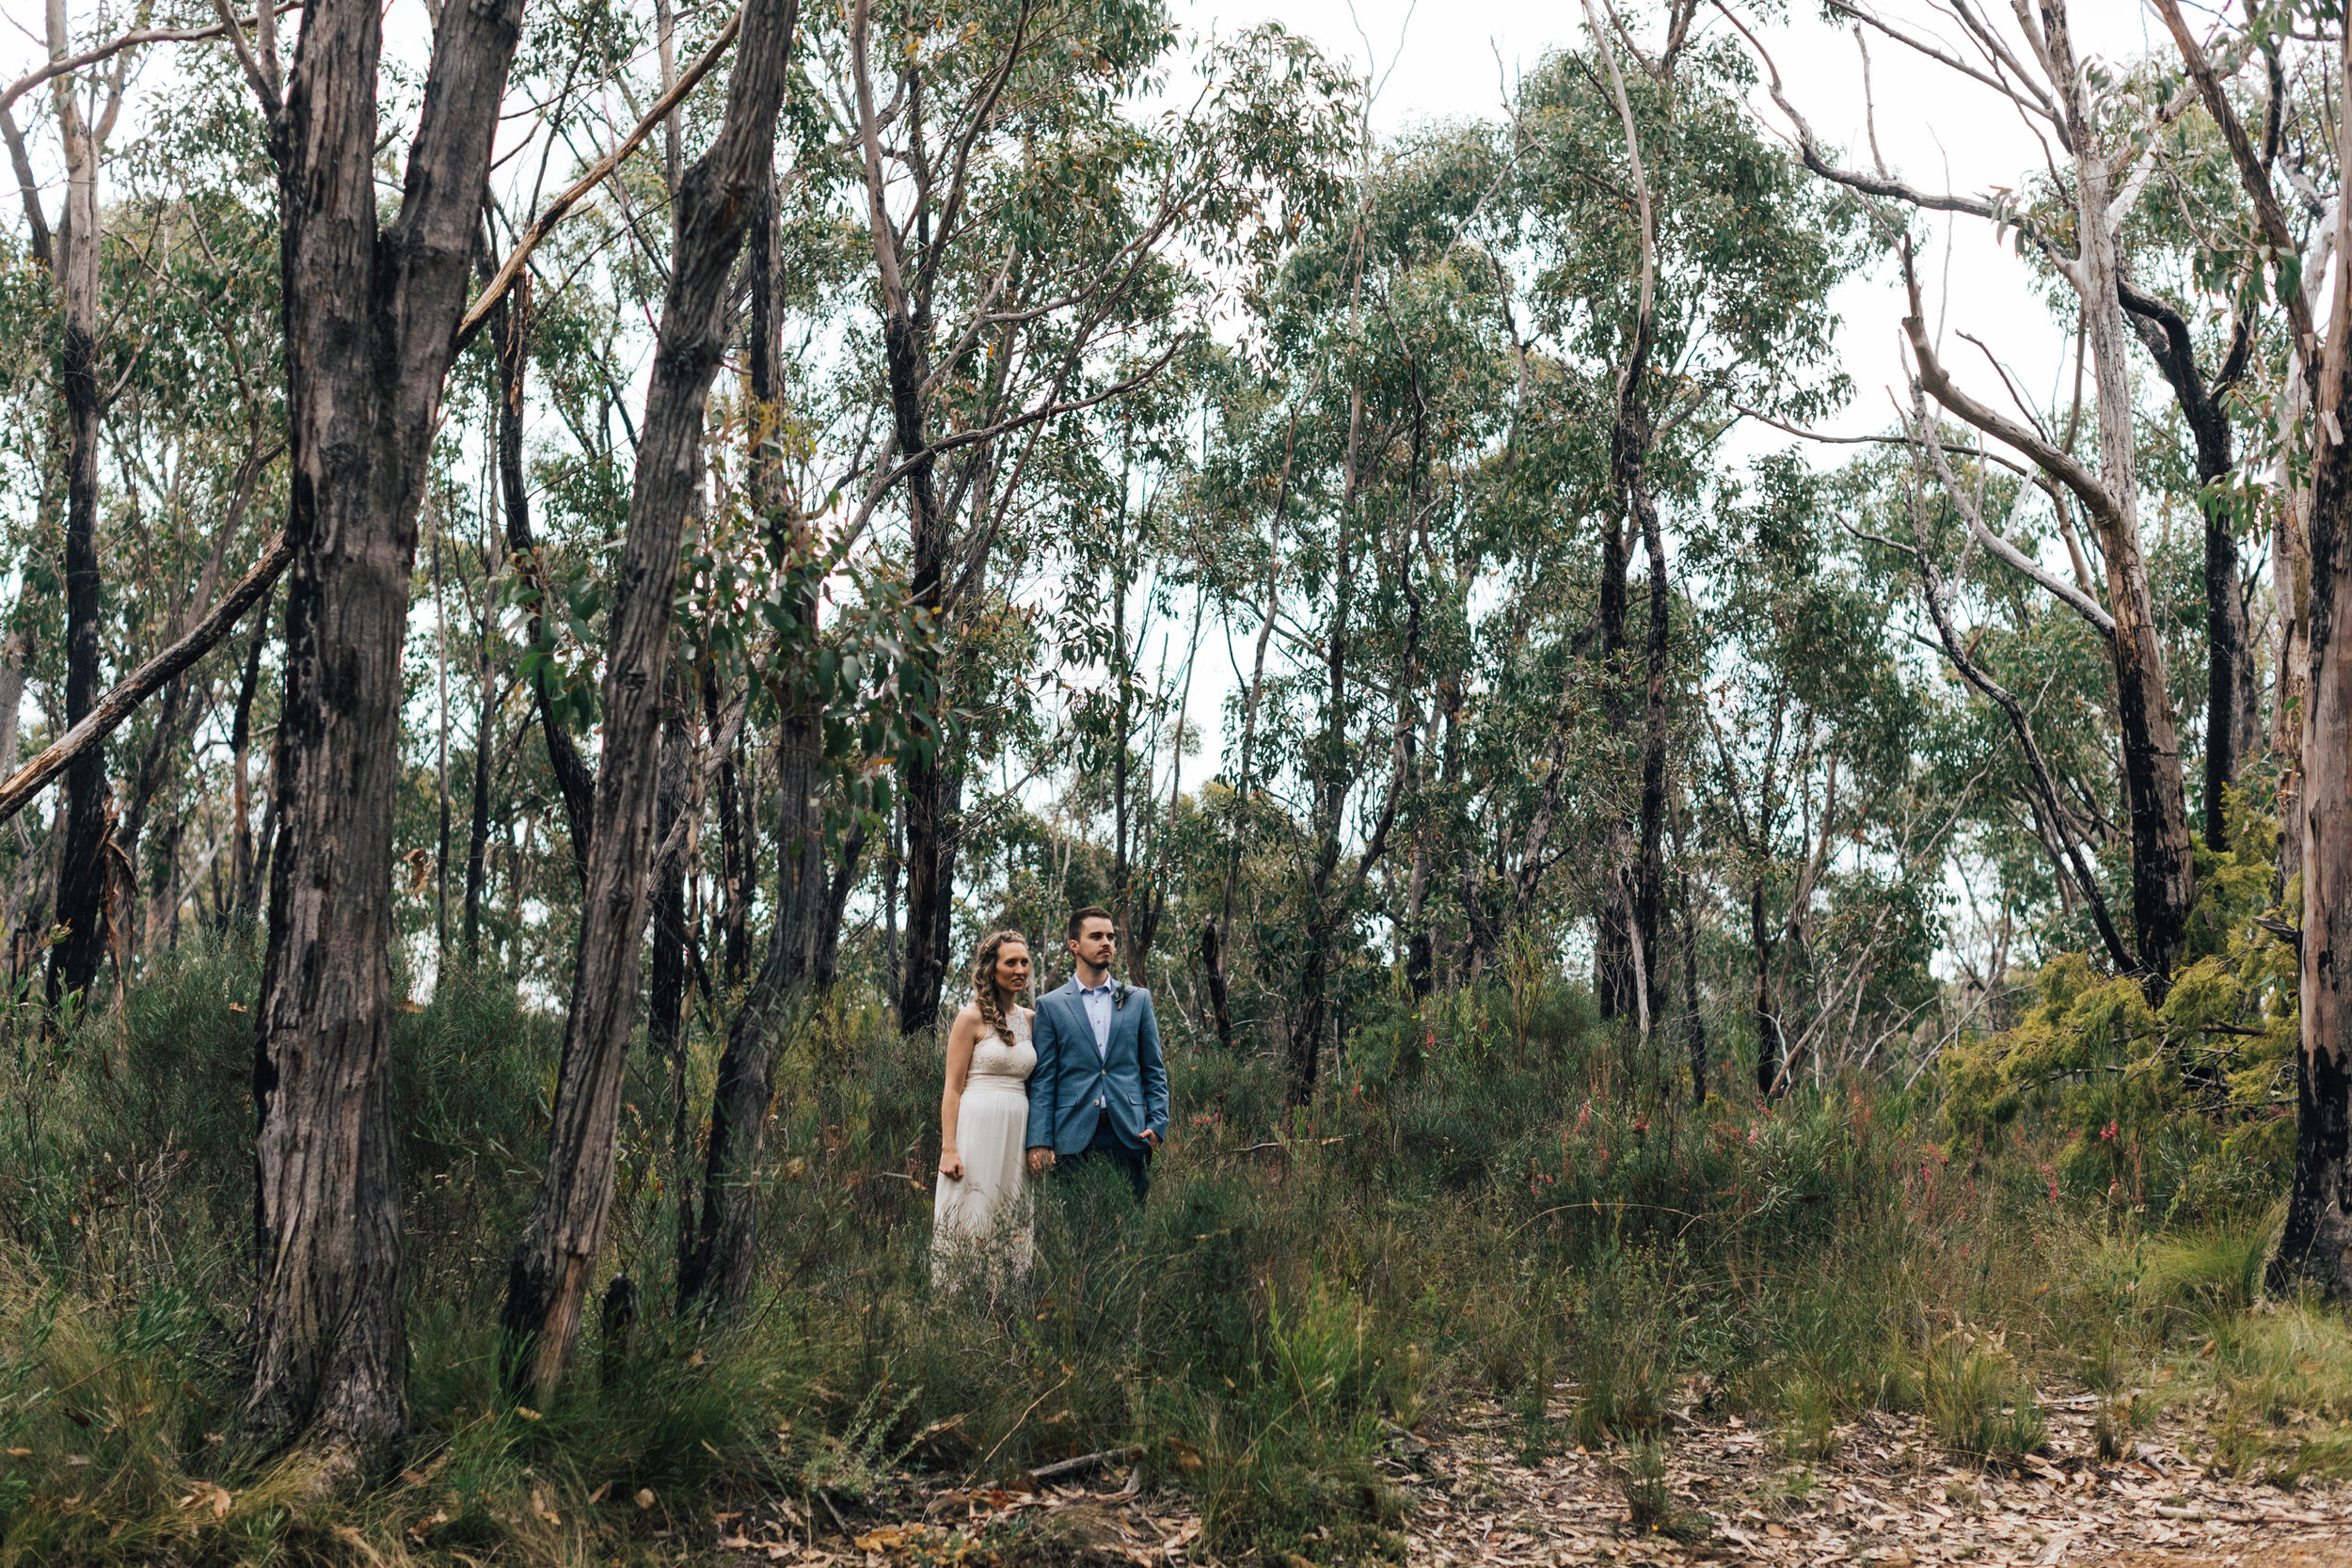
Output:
top-left (1133, 0), bottom-right (2173, 805)
top-left (0, 0), bottom-right (2201, 835)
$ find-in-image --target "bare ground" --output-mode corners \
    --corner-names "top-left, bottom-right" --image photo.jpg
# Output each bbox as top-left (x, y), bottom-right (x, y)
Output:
top-left (707, 1393), bottom-right (2352, 1568)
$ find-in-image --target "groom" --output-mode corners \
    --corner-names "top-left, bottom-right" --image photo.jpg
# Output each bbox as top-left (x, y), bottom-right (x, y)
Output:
top-left (1025, 906), bottom-right (1168, 1201)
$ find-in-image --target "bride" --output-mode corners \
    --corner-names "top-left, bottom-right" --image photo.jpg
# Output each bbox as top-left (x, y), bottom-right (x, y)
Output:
top-left (930, 929), bottom-right (1037, 1284)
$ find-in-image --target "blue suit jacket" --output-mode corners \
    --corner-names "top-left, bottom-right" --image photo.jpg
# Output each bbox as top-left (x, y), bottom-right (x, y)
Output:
top-left (1025, 975), bottom-right (1168, 1155)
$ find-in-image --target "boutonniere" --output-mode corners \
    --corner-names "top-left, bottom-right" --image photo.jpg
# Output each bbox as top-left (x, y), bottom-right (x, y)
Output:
top-left (1114, 979), bottom-right (1131, 1010)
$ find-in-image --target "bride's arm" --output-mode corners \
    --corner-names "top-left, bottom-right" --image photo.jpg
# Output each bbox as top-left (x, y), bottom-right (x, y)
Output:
top-left (938, 1007), bottom-right (979, 1181)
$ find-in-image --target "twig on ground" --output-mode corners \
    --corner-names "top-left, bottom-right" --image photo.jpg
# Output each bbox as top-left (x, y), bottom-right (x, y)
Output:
top-left (1023, 1447), bottom-right (1140, 1488)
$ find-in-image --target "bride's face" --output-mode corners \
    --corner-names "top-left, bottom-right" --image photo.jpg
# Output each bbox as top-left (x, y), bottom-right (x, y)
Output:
top-left (993, 941), bottom-right (1031, 999)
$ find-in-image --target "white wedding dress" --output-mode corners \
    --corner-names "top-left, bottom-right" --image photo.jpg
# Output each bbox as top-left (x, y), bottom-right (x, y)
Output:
top-left (930, 1007), bottom-right (1037, 1285)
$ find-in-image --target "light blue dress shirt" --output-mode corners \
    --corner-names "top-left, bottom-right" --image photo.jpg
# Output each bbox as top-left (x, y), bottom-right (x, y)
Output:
top-left (1078, 979), bottom-right (1115, 1107)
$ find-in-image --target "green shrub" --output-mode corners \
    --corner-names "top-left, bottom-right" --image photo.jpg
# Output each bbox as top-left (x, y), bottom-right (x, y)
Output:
top-left (1922, 1340), bottom-right (2045, 1465)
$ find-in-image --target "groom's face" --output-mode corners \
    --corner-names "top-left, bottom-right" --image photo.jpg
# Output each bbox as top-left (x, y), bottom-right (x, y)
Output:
top-left (1069, 915), bottom-right (1116, 973)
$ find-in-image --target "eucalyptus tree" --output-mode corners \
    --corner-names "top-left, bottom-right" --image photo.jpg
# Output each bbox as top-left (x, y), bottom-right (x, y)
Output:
top-left (0, 0), bottom-right (133, 1006)
top-left (2149, 0), bottom-right (2352, 1301)
top-left (1728, 0), bottom-right (2225, 990)
top-left (836, 0), bottom-right (1354, 1035)
top-left (503, 0), bottom-right (803, 1394)
top-left (1182, 111), bottom-right (1522, 1095)
top-left (0, 47), bottom-right (290, 972)
top-left (1686, 456), bottom-right (1928, 1089)
top-left (1503, 12), bottom-right (1855, 1064)
top-left (209, 0), bottom-right (532, 1467)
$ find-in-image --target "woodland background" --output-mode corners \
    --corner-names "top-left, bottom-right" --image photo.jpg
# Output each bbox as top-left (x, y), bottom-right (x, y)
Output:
top-left (0, 0), bottom-right (2350, 1561)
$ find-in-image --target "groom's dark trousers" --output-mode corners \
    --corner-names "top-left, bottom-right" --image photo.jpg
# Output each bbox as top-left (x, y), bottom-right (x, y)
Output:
top-left (1065, 1110), bottom-right (1150, 1202)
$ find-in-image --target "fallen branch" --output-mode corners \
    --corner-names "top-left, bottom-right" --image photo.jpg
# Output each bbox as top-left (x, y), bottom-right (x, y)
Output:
top-left (1022, 1448), bottom-right (1139, 1488)
top-left (0, 530), bottom-right (290, 828)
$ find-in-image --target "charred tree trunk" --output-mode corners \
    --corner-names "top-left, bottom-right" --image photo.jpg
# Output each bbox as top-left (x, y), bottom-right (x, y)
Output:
top-left (48, 86), bottom-right (108, 1007)
top-left (647, 674), bottom-right (692, 1060)
top-left (675, 697), bottom-right (843, 1312)
top-left (229, 608), bottom-right (266, 927)
top-left (1593, 508), bottom-right (1634, 1022)
top-left (812, 821), bottom-right (866, 988)
top-left (850, 0), bottom-right (956, 1037)
top-left (491, 277), bottom-right (596, 885)
top-left (2049, 8), bottom-right (2197, 985)
top-left (501, 0), bottom-right (799, 1395)
top-left (461, 672), bottom-right (494, 965)
top-left (678, 217), bottom-right (860, 1325)
top-left (2122, 284), bottom-right (2254, 851)
top-left (248, 0), bottom-right (527, 1469)
top-left (882, 803), bottom-right (901, 1002)
top-left (707, 667), bottom-right (751, 990)
top-left (675, 807), bottom-right (866, 1312)
top-left (1199, 919), bottom-right (1233, 1049)
top-left (1750, 875), bottom-right (1779, 1095)
top-left (1633, 459), bottom-right (1670, 1035)
top-left (890, 501), bottom-right (951, 1037)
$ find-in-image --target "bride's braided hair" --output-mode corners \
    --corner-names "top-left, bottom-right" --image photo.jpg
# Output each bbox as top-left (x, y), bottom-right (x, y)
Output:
top-left (970, 929), bottom-right (1030, 1045)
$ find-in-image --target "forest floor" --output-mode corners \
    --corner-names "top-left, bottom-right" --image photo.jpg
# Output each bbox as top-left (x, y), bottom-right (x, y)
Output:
top-left (702, 1390), bottom-right (2352, 1568)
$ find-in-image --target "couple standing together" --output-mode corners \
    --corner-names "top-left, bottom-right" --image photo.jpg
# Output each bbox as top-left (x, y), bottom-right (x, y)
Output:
top-left (930, 906), bottom-right (1169, 1280)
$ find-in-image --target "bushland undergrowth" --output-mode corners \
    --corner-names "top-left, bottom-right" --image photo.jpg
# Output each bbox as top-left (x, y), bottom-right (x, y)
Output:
top-left (0, 938), bottom-right (2344, 1565)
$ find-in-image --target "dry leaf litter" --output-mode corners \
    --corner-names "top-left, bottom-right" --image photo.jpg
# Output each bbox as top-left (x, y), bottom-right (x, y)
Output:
top-left (703, 1389), bottom-right (2352, 1567)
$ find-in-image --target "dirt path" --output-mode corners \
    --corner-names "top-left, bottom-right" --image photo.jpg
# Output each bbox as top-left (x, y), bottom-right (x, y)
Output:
top-left (711, 1394), bottom-right (2352, 1566)
top-left (1389, 1395), bottom-right (2352, 1567)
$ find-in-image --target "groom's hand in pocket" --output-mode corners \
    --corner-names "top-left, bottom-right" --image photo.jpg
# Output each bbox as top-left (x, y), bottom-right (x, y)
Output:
top-left (1141, 1129), bottom-right (1161, 1149)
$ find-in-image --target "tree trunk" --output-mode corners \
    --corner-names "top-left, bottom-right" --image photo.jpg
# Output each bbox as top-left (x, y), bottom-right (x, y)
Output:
top-left (1287, 383), bottom-right (1363, 1106)
top-left (675, 707), bottom-right (845, 1312)
top-left (2275, 52), bottom-right (2352, 1301)
top-left (647, 673), bottom-right (692, 1059)
top-left (2281, 416), bottom-right (2352, 1297)
top-left (248, 0), bottom-right (526, 1469)
top-left (851, 0), bottom-right (956, 1037)
top-left (461, 666), bottom-right (494, 964)
top-left (882, 801), bottom-right (901, 1003)
top-left (434, 527), bottom-right (453, 952)
top-left (1749, 874), bottom-right (1777, 1094)
top-left (2047, 6), bottom-right (2197, 984)
top-left (47, 72), bottom-right (108, 1007)
top-left (492, 277), bottom-right (596, 885)
top-left (1679, 865), bottom-right (1707, 1102)
top-left (892, 572), bottom-right (953, 1036)
top-left (1210, 418), bottom-right (1289, 1052)
top-left (707, 667), bottom-right (750, 990)
top-left (500, 0), bottom-right (799, 1395)
top-left (2122, 288), bottom-right (2252, 851)
top-left (229, 607), bottom-right (265, 928)
top-left (675, 815), bottom-right (866, 1313)
top-left (1593, 508), bottom-right (1634, 1022)
top-left (1599, 220), bottom-right (1658, 1032)
top-left (118, 471), bottom-right (249, 957)
top-left (1199, 919), bottom-right (1233, 1049)
top-left (1633, 458), bottom-right (1670, 1035)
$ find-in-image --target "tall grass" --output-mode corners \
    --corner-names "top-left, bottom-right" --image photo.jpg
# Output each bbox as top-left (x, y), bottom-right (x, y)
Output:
top-left (0, 940), bottom-right (2343, 1563)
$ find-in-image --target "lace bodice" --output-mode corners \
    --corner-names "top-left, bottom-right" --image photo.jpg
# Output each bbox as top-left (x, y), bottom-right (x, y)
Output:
top-left (966, 1007), bottom-right (1036, 1090)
